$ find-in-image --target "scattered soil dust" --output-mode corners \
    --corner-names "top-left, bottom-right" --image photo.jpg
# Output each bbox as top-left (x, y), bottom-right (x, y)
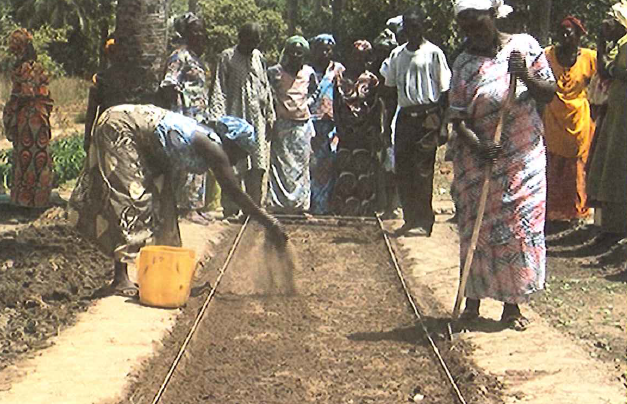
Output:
top-left (122, 222), bottom-right (503, 404)
top-left (532, 223), bottom-right (627, 387)
top-left (0, 205), bottom-right (113, 370)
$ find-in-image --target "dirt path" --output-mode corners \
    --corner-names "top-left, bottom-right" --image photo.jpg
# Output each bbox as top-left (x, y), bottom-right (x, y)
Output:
top-left (122, 222), bottom-right (503, 404)
top-left (391, 215), bottom-right (626, 404)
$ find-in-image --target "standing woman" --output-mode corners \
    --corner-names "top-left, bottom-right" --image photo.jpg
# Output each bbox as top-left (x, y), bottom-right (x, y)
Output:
top-left (331, 40), bottom-right (385, 216)
top-left (449, 0), bottom-right (556, 329)
top-left (543, 16), bottom-right (596, 224)
top-left (587, 2), bottom-right (627, 242)
top-left (307, 34), bottom-right (345, 215)
top-left (267, 36), bottom-right (316, 213)
top-left (159, 13), bottom-right (212, 218)
top-left (3, 28), bottom-right (54, 208)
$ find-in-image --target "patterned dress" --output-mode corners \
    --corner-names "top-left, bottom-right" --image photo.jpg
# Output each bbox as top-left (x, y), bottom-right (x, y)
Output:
top-left (209, 47), bottom-right (275, 173)
top-left (308, 61), bottom-right (345, 214)
top-left (267, 64), bottom-right (315, 213)
top-left (3, 59), bottom-right (54, 208)
top-left (449, 34), bottom-right (554, 304)
top-left (69, 105), bottom-right (224, 264)
top-left (331, 70), bottom-right (385, 217)
top-left (160, 46), bottom-right (209, 211)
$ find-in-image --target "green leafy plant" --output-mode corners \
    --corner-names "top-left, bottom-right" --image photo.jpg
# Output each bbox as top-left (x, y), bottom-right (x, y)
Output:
top-left (49, 133), bottom-right (86, 186)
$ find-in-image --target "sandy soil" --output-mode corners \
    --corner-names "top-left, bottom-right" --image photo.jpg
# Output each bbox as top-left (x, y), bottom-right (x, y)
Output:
top-left (121, 222), bottom-right (503, 404)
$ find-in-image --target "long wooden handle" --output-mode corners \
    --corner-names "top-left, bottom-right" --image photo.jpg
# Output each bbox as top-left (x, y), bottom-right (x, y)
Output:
top-left (452, 74), bottom-right (517, 319)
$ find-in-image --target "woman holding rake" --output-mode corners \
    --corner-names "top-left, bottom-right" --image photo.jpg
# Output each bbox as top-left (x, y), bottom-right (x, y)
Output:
top-left (449, 0), bottom-right (556, 330)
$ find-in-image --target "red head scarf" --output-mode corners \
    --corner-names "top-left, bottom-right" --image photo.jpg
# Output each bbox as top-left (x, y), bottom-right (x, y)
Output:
top-left (561, 16), bottom-right (587, 36)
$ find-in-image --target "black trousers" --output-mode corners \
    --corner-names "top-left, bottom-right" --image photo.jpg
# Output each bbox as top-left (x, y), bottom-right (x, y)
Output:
top-left (394, 107), bottom-right (438, 231)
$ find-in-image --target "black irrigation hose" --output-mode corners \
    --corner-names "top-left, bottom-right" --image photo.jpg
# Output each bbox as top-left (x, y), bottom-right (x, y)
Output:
top-left (375, 214), bottom-right (468, 404)
top-left (151, 216), bottom-right (251, 404)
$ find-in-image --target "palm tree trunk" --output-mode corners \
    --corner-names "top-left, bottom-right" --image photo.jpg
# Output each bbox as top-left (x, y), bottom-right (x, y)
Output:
top-left (106, 0), bottom-right (169, 106)
top-left (530, 0), bottom-right (551, 45)
top-left (287, 0), bottom-right (299, 35)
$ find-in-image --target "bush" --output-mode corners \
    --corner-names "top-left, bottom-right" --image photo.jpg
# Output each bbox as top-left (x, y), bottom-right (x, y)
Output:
top-left (50, 134), bottom-right (86, 186)
top-left (198, 0), bottom-right (288, 68)
top-left (0, 9), bottom-right (69, 78)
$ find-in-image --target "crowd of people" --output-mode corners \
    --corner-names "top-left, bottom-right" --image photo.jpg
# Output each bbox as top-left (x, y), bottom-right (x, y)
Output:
top-left (2, 0), bottom-right (626, 327)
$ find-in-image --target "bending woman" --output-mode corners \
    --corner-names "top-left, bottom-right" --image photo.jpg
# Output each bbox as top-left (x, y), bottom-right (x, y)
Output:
top-left (449, 0), bottom-right (556, 329)
top-left (69, 105), bottom-right (287, 296)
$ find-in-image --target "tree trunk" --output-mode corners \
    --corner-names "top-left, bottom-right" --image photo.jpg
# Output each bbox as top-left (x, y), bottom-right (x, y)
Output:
top-left (287, 0), bottom-right (299, 35)
top-left (188, 0), bottom-right (198, 13)
top-left (332, 0), bottom-right (343, 43)
top-left (107, 0), bottom-right (169, 106)
top-left (530, 0), bottom-right (551, 45)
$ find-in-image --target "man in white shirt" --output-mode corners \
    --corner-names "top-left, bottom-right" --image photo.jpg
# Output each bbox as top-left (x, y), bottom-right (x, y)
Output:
top-left (380, 7), bottom-right (452, 237)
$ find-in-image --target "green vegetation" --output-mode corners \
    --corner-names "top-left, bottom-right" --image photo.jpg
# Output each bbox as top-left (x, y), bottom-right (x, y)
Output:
top-left (0, 0), bottom-right (615, 80)
top-left (0, 133), bottom-right (85, 189)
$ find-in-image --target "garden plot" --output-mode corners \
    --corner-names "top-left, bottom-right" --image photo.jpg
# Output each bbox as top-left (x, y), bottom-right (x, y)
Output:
top-left (123, 222), bottom-right (503, 404)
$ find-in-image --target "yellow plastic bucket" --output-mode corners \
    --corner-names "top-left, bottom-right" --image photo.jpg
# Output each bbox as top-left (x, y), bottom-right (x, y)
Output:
top-left (137, 246), bottom-right (196, 308)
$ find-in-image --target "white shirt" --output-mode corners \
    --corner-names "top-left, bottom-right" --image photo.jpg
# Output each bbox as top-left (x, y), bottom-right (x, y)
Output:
top-left (380, 41), bottom-right (452, 107)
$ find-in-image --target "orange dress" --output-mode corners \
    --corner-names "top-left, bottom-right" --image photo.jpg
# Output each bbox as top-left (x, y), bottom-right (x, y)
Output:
top-left (3, 60), bottom-right (54, 207)
top-left (543, 46), bottom-right (596, 221)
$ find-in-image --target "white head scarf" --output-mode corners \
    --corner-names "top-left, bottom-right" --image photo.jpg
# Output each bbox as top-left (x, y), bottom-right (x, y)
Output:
top-left (454, 0), bottom-right (513, 19)
top-left (611, 1), bottom-right (627, 29)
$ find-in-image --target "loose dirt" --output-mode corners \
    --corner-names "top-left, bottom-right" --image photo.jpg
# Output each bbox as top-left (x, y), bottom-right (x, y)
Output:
top-left (0, 205), bottom-right (113, 370)
top-left (122, 222), bottom-right (503, 404)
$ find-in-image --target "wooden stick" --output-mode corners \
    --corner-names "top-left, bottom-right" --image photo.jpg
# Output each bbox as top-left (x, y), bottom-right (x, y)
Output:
top-left (452, 74), bottom-right (518, 319)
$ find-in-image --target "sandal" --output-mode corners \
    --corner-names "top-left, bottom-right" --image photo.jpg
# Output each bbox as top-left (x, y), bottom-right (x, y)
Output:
top-left (500, 313), bottom-right (530, 331)
top-left (114, 285), bottom-right (139, 298)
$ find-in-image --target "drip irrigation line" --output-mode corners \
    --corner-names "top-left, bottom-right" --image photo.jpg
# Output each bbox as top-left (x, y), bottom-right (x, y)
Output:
top-left (375, 215), bottom-right (468, 404)
top-left (151, 216), bottom-right (251, 404)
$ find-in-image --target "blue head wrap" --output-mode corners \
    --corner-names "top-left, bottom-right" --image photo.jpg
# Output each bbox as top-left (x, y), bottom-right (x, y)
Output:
top-left (309, 33), bottom-right (336, 49)
top-left (211, 116), bottom-right (257, 156)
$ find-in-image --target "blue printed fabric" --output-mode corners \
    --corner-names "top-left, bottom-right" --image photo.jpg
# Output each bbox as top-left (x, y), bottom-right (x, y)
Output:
top-left (155, 111), bottom-right (220, 175)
